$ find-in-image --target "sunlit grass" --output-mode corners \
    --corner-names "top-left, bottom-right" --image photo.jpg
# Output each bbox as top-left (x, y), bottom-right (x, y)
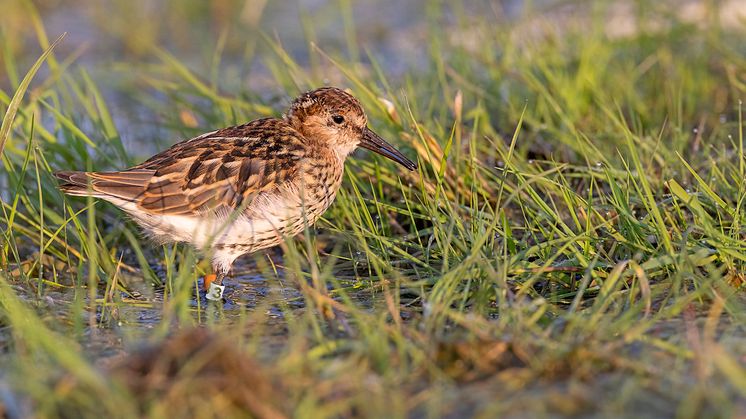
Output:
top-left (1, 0), bottom-right (745, 417)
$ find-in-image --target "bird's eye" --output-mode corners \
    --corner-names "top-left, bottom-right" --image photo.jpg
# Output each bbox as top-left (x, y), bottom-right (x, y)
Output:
top-left (332, 115), bottom-right (345, 124)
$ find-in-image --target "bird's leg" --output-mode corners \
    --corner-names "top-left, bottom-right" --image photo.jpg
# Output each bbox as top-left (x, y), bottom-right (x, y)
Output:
top-left (205, 266), bottom-right (227, 301)
top-left (203, 273), bottom-right (217, 291)
top-left (200, 258), bottom-right (216, 291)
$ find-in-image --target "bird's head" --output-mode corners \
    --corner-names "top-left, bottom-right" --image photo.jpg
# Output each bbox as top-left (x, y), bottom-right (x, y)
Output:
top-left (285, 87), bottom-right (416, 171)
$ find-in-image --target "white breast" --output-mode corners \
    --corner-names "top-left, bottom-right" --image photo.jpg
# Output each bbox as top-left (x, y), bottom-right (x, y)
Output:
top-left (106, 186), bottom-right (318, 271)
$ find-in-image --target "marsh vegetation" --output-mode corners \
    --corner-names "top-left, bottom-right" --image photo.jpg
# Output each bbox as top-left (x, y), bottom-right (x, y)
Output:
top-left (1, 0), bottom-right (745, 417)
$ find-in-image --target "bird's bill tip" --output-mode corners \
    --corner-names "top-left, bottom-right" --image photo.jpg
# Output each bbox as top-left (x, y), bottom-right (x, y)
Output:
top-left (360, 128), bottom-right (417, 171)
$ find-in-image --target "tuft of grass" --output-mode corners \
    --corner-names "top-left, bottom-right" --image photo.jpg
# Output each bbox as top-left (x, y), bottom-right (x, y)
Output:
top-left (0, 0), bottom-right (745, 417)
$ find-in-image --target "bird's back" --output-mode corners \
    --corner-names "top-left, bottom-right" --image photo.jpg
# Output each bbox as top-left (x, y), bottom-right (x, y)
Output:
top-left (54, 117), bottom-right (344, 250)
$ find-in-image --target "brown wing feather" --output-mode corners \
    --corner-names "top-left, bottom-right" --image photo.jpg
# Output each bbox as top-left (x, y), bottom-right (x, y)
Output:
top-left (133, 118), bottom-right (306, 215)
top-left (54, 169), bottom-right (155, 201)
top-left (56, 118), bottom-right (306, 214)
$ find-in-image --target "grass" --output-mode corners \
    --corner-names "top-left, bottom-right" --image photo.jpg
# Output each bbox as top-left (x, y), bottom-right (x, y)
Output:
top-left (1, 0), bottom-right (745, 417)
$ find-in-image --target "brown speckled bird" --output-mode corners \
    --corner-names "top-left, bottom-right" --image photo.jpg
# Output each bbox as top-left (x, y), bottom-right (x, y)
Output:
top-left (55, 87), bottom-right (416, 300)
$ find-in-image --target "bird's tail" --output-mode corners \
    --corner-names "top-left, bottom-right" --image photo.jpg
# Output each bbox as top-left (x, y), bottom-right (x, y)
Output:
top-left (53, 169), bottom-right (154, 201)
top-left (54, 171), bottom-right (102, 197)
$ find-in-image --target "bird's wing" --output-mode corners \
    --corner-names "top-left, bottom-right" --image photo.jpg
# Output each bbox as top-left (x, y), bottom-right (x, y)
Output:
top-left (68, 118), bottom-right (306, 216)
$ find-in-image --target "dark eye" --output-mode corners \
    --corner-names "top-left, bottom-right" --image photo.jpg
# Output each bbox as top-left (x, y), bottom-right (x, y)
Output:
top-left (332, 115), bottom-right (345, 124)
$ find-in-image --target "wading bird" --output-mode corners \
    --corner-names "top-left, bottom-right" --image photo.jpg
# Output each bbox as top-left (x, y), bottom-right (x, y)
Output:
top-left (55, 87), bottom-right (416, 300)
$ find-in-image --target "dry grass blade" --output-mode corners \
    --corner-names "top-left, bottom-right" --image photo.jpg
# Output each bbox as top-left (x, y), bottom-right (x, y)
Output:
top-left (109, 328), bottom-right (287, 419)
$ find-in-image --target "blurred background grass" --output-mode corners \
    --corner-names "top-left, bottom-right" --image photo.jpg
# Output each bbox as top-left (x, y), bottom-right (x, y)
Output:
top-left (1, 0), bottom-right (746, 417)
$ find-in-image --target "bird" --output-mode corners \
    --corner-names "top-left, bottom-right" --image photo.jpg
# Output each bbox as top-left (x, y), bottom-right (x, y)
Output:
top-left (54, 87), bottom-right (417, 301)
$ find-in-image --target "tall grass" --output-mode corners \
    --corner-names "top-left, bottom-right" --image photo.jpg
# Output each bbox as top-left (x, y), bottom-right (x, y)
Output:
top-left (0, 0), bottom-right (745, 417)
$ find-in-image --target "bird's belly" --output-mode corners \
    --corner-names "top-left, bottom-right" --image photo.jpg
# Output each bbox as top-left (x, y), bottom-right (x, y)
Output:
top-left (113, 174), bottom-right (339, 262)
top-left (120, 198), bottom-right (328, 252)
top-left (224, 191), bottom-right (336, 249)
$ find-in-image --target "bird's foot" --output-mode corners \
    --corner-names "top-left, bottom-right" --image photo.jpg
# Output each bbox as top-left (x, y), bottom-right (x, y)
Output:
top-left (203, 273), bottom-right (217, 291)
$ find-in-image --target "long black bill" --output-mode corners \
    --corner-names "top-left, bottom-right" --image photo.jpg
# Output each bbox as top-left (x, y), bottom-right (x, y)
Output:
top-left (360, 128), bottom-right (417, 171)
